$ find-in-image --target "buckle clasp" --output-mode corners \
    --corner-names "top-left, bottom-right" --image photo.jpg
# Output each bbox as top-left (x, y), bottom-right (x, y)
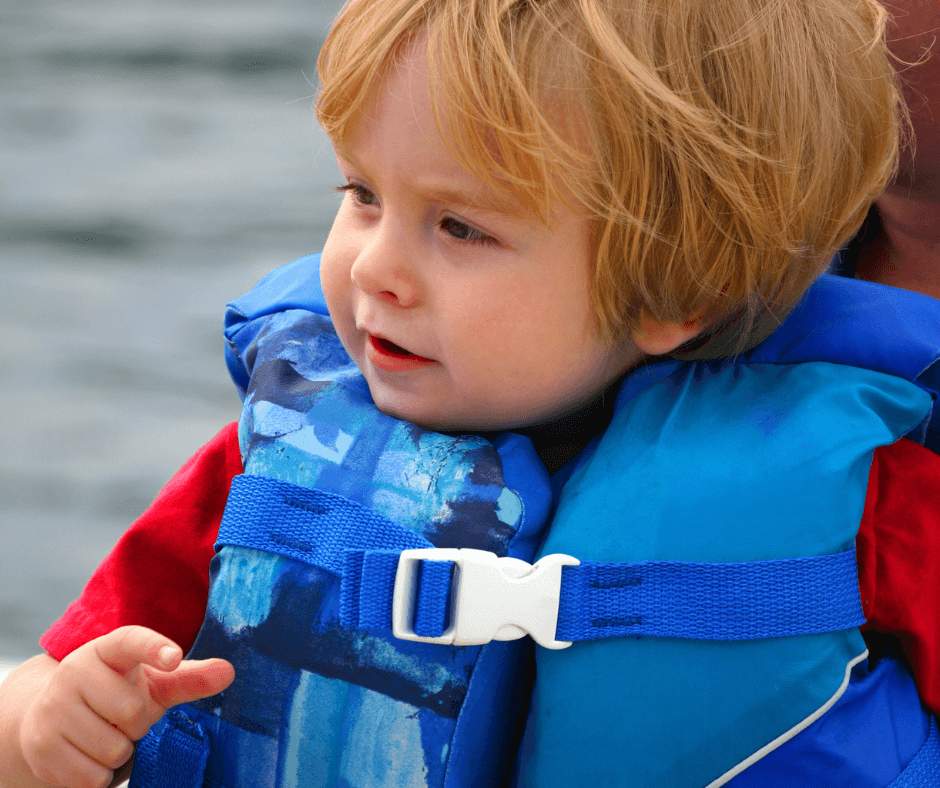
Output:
top-left (391, 548), bottom-right (580, 650)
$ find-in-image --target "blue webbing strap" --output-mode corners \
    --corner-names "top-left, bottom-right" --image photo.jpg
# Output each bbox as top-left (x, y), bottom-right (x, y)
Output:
top-left (219, 474), bottom-right (432, 576)
top-left (414, 560), bottom-right (455, 637)
top-left (219, 475), bottom-right (437, 630)
top-left (555, 549), bottom-right (865, 641)
top-left (220, 475), bottom-right (865, 643)
top-left (380, 550), bottom-right (865, 642)
top-left (129, 710), bottom-right (209, 788)
top-left (889, 717), bottom-right (940, 787)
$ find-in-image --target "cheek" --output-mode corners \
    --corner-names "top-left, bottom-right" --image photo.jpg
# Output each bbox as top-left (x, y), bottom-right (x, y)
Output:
top-left (453, 272), bottom-right (594, 372)
top-left (456, 300), bottom-right (593, 389)
top-left (320, 225), bottom-right (353, 314)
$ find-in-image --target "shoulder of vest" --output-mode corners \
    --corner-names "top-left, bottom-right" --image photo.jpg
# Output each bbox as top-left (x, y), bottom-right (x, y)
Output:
top-left (743, 274), bottom-right (940, 387)
top-left (740, 276), bottom-right (940, 454)
top-left (223, 253), bottom-right (327, 398)
top-left (225, 253), bottom-right (327, 329)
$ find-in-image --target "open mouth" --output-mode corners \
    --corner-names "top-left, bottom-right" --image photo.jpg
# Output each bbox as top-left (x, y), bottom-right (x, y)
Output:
top-left (373, 336), bottom-right (415, 357)
top-left (366, 334), bottom-right (436, 370)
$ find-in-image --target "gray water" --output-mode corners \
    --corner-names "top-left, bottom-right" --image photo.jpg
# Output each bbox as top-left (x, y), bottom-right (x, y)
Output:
top-left (0, 0), bottom-right (347, 660)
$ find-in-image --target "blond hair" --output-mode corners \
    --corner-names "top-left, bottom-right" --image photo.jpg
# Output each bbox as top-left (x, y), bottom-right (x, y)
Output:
top-left (317, 0), bottom-right (907, 354)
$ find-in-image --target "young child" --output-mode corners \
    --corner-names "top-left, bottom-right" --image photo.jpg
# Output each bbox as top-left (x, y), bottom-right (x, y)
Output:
top-left (3, 0), bottom-right (940, 786)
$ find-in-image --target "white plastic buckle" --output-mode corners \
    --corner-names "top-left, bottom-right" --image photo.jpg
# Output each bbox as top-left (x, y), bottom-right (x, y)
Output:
top-left (391, 548), bottom-right (580, 650)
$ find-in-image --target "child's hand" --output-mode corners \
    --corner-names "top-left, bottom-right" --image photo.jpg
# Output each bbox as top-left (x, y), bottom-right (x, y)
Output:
top-left (17, 626), bottom-right (234, 788)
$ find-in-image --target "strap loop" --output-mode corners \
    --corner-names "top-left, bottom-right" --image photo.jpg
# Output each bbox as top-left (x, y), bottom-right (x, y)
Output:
top-left (129, 710), bottom-right (209, 788)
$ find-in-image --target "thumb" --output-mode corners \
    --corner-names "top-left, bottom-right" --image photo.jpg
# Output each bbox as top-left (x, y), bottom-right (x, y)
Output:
top-left (144, 658), bottom-right (235, 709)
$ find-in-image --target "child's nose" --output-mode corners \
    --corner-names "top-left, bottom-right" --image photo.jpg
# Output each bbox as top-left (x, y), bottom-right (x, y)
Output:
top-left (349, 235), bottom-right (420, 308)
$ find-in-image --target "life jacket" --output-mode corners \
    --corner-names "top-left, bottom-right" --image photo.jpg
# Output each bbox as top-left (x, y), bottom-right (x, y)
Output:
top-left (130, 253), bottom-right (940, 788)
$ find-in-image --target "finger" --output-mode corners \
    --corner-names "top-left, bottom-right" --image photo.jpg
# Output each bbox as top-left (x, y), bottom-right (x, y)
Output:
top-left (60, 699), bottom-right (135, 771)
top-left (91, 626), bottom-right (182, 676)
top-left (144, 658), bottom-right (235, 709)
top-left (22, 730), bottom-right (113, 788)
top-left (78, 661), bottom-right (159, 741)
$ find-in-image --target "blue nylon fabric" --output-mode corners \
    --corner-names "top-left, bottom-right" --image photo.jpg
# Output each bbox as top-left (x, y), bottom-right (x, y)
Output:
top-left (743, 274), bottom-right (940, 453)
top-left (523, 356), bottom-right (933, 788)
top-left (890, 719), bottom-right (940, 787)
top-left (747, 275), bottom-right (940, 382)
top-left (729, 654), bottom-right (936, 787)
top-left (223, 254), bottom-right (328, 397)
top-left (227, 253), bottom-right (328, 322)
top-left (129, 710), bottom-right (209, 788)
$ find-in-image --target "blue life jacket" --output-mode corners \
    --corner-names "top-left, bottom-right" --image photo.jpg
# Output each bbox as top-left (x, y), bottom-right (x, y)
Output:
top-left (130, 253), bottom-right (940, 788)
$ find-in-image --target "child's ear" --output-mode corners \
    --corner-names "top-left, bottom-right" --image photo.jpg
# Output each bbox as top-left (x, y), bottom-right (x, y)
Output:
top-left (630, 306), bottom-right (710, 356)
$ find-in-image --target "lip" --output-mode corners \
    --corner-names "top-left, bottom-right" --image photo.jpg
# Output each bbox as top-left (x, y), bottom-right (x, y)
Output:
top-left (365, 333), bottom-right (437, 372)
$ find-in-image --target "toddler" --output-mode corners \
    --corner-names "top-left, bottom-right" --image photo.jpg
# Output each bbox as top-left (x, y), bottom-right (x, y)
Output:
top-left (3, 0), bottom-right (940, 786)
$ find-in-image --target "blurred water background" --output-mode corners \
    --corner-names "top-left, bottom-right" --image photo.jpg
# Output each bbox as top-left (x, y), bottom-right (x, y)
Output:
top-left (0, 0), bottom-right (346, 660)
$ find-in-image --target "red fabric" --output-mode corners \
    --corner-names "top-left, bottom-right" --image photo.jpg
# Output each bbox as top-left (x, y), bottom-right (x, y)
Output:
top-left (857, 437), bottom-right (940, 714)
top-left (40, 427), bottom-right (940, 716)
top-left (39, 422), bottom-right (242, 660)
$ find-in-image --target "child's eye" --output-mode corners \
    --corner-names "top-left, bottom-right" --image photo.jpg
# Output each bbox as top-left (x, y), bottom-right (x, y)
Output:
top-left (440, 216), bottom-right (497, 246)
top-left (334, 183), bottom-right (378, 206)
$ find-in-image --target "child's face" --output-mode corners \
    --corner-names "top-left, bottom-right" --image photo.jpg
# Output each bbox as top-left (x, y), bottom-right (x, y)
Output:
top-left (320, 42), bottom-right (643, 432)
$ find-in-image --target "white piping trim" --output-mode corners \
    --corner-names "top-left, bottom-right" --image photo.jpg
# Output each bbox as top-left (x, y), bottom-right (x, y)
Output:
top-left (705, 649), bottom-right (869, 788)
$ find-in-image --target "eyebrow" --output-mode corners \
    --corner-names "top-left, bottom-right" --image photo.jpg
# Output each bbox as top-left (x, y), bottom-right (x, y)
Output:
top-left (335, 149), bottom-right (522, 217)
top-left (421, 184), bottom-right (518, 216)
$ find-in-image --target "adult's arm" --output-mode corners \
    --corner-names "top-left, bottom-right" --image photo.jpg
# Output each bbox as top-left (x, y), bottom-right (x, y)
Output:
top-left (854, 1), bottom-right (940, 299)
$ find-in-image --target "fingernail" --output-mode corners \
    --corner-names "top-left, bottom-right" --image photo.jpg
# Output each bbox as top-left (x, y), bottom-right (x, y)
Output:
top-left (158, 646), bottom-right (178, 667)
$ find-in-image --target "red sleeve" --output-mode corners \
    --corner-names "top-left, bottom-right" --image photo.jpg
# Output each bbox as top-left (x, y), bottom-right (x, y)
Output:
top-left (40, 422), bottom-right (243, 661)
top-left (857, 437), bottom-right (940, 714)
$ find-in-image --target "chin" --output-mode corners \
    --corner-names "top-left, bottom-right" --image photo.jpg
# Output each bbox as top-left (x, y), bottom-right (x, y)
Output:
top-left (370, 398), bottom-right (482, 434)
top-left (371, 397), bottom-right (441, 431)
